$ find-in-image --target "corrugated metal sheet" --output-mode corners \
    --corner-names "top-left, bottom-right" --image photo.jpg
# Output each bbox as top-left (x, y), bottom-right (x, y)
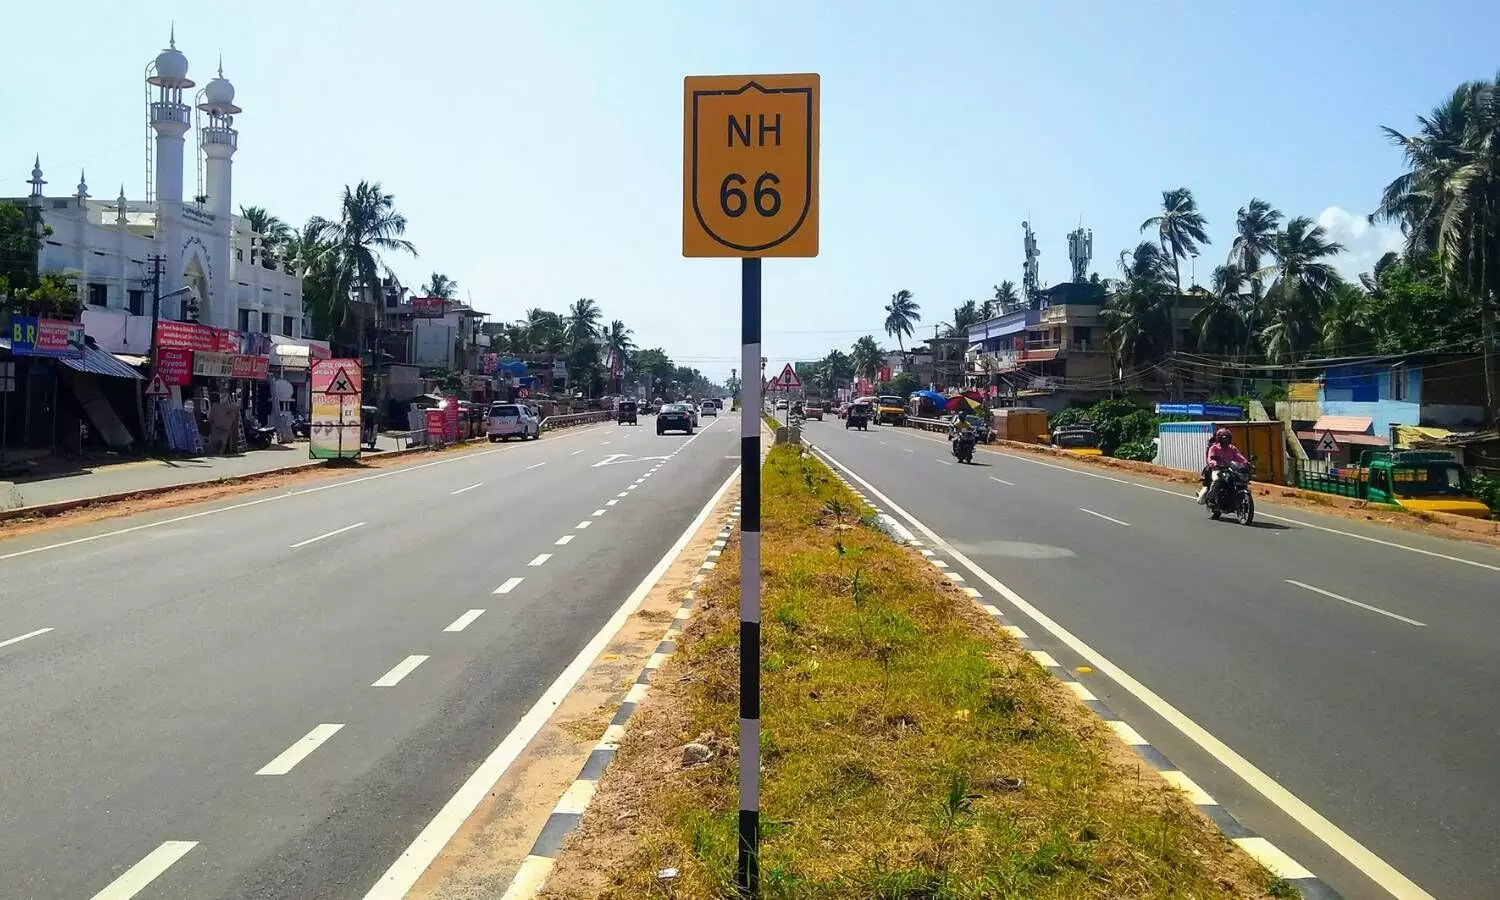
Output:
top-left (1312, 414), bottom-right (1373, 434)
top-left (1158, 421), bottom-right (1214, 473)
top-left (56, 346), bottom-right (145, 380)
top-left (1297, 430), bottom-right (1387, 446)
top-left (1288, 381), bottom-right (1320, 402)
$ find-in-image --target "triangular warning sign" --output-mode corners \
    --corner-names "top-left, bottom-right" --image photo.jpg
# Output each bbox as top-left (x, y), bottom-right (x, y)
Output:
top-left (777, 363), bottom-right (801, 388)
top-left (144, 374), bottom-right (170, 397)
top-left (1316, 430), bottom-right (1340, 454)
top-left (324, 367), bottom-right (359, 395)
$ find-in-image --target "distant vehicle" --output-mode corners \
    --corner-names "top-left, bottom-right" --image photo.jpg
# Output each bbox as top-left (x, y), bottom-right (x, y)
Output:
top-left (776, 399), bottom-right (789, 410)
top-left (803, 402), bottom-right (823, 421)
top-left (700, 401), bottom-right (717, 418)
top-left (876, 395), bottom-right (907, 426)
top-left (657, 403), bottom-right (695, 435)
top-left (845, 401), bottom-right (871, 431)
top-left (487, 402), bottom-right (540, 442)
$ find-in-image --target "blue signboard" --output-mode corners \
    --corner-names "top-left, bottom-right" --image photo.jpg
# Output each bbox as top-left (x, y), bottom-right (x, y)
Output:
top-left (8, 316), bottom-right (85, 359)
top-left (1155, 402), bottom-right (1246, 419)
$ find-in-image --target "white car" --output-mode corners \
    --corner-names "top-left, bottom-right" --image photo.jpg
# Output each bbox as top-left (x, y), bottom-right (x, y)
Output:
top-left (700, 401), bottom-right (717, 418)
top-left (487, 402), bottom-right (540, 442)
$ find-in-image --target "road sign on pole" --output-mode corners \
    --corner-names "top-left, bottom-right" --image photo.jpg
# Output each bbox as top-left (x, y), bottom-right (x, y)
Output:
top-left (683, 73), bottom-right (820, 259)
top-left (775, 363), bottom-right (801, 389)
top-left (324, 367), bottom-right (359, 396)
top-left (143, 374), bottom-right (170, 398)
top-left (1316, 430), bottom-right (1340, 456)
top-left (684, 70), bottom-right (820, 899)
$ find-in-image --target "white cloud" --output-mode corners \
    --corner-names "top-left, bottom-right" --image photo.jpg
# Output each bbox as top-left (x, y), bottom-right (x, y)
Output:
top-left (1316, 206), bottom-right (1405, 281)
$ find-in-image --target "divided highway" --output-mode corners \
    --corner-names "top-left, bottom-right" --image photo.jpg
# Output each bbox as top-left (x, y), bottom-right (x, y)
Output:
top-left (0, 417), bottom-right (739, 899)
top-left (807, 420), bottom-right (1500, 900)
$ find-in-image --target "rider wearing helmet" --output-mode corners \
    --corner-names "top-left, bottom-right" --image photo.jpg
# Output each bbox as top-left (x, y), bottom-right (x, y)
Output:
top-left (1198, 428), bottom-right (1249, 503)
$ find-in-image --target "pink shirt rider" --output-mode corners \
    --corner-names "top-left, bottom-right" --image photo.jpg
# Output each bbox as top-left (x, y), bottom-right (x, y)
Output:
top-left (1206, 441), bottom-right (1248, 468)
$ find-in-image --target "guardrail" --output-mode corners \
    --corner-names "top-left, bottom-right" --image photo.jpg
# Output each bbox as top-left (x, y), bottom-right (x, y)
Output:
top-left (540, 410), bottom-right (612, 431)
top-left (905, 416), bottom-right (951, 433)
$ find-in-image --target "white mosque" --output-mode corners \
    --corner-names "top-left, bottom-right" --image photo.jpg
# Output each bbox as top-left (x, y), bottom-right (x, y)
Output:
top-left (18, 28), bottom-right (309, 357)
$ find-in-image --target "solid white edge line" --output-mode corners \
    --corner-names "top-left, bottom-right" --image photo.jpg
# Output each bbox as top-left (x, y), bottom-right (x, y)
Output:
top-left (89, 840), bottom-right (199, 900)
top-left (289, 521), bottom-right (365, 548)
top-left (372, 655), bottom-right (429, 688)
top-left (810, 443), bottom-right (1434, 900)
top-left (255, 723), bottom-right (346, 775)
top-left (1285, 580), bottom-right (1428, 627)
top-left (444, 609), bottom-right (486, 633)
top-left (1079, 507), bottom-right (1132, 527)
top-left (360, 464), bottom-right (742, 900)
top-left (494, 577), bottom-right (524, 595)
top-left (1, 422), bottom-right (616, 562)
top-left (450, 483), bottom-right (484, 495)
top-left (0, 627), bottom-right (53, 649)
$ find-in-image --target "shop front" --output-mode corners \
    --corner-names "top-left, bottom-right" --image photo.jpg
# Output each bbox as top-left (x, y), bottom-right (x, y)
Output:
top-left (267, 334), bottom-right (333, 416)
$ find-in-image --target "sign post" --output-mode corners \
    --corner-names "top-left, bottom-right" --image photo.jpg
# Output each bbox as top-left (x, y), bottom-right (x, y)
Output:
top-left (684, 71), bottom-right (819, 897)
top-left (310, 359), bottom-right (362, 460)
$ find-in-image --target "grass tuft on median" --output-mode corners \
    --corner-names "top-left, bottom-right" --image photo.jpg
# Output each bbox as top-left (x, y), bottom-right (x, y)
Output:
top-left (542, 443), bottom-right (1295, 899)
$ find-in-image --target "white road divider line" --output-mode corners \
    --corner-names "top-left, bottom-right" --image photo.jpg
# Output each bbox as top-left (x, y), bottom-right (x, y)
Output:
top-left (525, 462), bottom-right (547, 471)
top-left (528, 553), bottom-right (552, 566)
top-left (1285, 580), bottom-right (1427, 627)
top-left (1079, 508), bottom-right (1131, 527)
top-left (289, 521), bottom-right (365, 548)
top-left (811, 443), bottom-right (1435, 900)
top-left (494, 577), bottom-right (524, 594)
top-left (936, 458), bottom-right (953, 465)
top-left (89, 840), bottom-right (199, 899)
top-left (256, 723), bottom-right (346, 775)
top-left (361, 466), bottom-right (742, 900)
top-left (449, 483), bottom-right (484, 495)
top-left (372, 655), bottom-right (429, 687)
top-left (592, 509), bottom-right (606, 517)
top-left (555, 535), bottom-right (575, 546)
top-left (606, 499), bottom-right (619, 506)
top-left (444, 609), bottom-right (486, 632)
top-left (989, 476), bottom-right (1015, 486)
top-left (0, 627), bottom-right (53, 650)
top-left (571, 449), bottom-right (584, 456)
top-left (575, 521), bottom-right (592, 530)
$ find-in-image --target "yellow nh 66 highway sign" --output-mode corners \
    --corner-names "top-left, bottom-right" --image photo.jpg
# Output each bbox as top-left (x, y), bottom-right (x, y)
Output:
top-left (683, 73), bottom-right (820, 258)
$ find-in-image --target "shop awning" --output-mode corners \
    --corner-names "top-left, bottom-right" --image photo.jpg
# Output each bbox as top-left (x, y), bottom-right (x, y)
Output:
top-left (57, 345), bottom-right (145, 379)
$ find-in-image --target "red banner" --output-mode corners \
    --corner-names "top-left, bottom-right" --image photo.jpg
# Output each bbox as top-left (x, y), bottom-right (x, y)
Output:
top-left (215, 329), bottom-right (244, 353)
top-left (444, 395), bottom-right (460, 441)
top-left (231, 355), bottom-right (270, 380)
top-left (878, 367), bottom-right (892, 382)
top-left (156, 347), bottom-right (193, 385)
top-left (426, 408), bottom-right (446, 442)
top-left (155, 320), bottom-right (216, 351)
top-left (413, 297), bottom-right (446, 318)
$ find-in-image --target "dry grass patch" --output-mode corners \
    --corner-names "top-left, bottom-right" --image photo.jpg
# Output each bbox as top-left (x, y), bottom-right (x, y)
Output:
top-left (544, 444), bottom-right (1296, 899)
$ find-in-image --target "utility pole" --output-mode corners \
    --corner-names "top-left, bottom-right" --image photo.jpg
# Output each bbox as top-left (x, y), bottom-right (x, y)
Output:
top-left (145, 254), bottom-right (165, 367)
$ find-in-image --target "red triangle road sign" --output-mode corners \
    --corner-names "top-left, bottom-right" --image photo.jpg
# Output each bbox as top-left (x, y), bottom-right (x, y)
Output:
top-left (324, 367), bottom-right (359, 395)
top-left (776, 363), bottom-right (801, 388)
top-left (144, 374), bottom-right (170, 397)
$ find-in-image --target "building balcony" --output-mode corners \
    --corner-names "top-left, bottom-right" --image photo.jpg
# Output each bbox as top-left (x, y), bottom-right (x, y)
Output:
top-left (200, 127), bottom-right (238, 151)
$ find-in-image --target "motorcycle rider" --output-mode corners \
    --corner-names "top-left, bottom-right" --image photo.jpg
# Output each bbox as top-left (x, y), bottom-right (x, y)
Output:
top-left (1197, 427), bottom-right (1249, 504)
top-left (950, 410), bottom-right (972, 441)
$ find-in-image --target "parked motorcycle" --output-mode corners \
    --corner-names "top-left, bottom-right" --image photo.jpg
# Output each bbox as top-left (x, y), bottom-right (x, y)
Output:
top-left (244, 422), bottom-right (277, 451)
top-left (1205, 461), bottom-right (1255, 524)
top-left (951, 429), bottom-right (976, 464)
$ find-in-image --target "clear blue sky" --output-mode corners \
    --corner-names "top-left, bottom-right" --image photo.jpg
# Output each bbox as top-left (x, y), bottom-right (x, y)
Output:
top-left (7, 1), bottom-right (1498, 380)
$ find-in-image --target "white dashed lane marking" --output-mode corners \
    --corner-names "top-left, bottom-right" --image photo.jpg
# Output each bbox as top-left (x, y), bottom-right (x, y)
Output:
top-left (1285, 579), bottom-right (1427, 627)
top-left (0, 627), bottom-right (53, 650)
top-left (372, 655), bottom-right (429, 687)
top-left (444, 609), bottom-right (486, 632)
top-left (256, 723), bottom-right (345, 775)
top-left (555, 535), bottom-right (575, 546)
top-left (89, 840), bottom-right (199, 899)
top-left (289, 522), bottom-right (365, 549)
top-left (450, 483), bottom-right (484, 495)
top-left (528, 554), bottom-right (552, 566)
top-left (1079, 508), bottom-right (1131, 527)
top-left (494, 577), bottom-right (524, 594)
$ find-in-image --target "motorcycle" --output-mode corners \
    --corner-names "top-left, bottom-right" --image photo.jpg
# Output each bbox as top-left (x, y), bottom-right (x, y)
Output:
top-left (243, 421), bottom-right (277, 450)
top-left (951, 429), bottom-right (976, 464)
top-left (1205, 461), bottom-right (1255, 525)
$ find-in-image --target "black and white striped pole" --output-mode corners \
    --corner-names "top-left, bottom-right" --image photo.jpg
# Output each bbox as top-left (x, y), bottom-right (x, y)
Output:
top-left (737, 256), bottom-right (762, 896)
top-left (683, 72), bottom-right (819, 899)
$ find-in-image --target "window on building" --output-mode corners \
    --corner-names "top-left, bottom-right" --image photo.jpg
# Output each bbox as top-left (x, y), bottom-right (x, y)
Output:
top-left (1073, 326), bottom-right (1092, 348)
top-left (236, 248), bottom-right (244, 262)
top-left (128, 289), bottom-right (145, 315)
top-left (261, 312), bottom-right (272, 334)
top-left (88, 283), bottom-right (108, 306)
top-left (282, 316), bottom-right (294, 336)
top-left (1390, 368), bottom-right (1409, 401)
top-left (238, 308), bottom-right (252, 332)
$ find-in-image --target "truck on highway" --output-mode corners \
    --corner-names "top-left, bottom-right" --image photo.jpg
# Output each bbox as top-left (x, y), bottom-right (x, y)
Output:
top-left (1293, 449), bottom-right (1491, 518)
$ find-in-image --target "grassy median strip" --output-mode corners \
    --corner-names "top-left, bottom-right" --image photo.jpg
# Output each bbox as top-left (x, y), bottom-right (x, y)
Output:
top-left (543, 444), bottom-right (1293, 899)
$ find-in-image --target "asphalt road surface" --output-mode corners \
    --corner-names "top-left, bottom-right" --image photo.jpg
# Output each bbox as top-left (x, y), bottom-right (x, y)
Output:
top-left (806, 419), bottom-right (1500, 900)
top-left (0, 414), bottom-right (740, 899)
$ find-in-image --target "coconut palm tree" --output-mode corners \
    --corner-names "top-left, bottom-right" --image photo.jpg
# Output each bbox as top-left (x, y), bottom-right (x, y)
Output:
top-left (850, 335), bottom-right (885, 382)
top-left (1192, 264), bottom-right (1251, 355)
top-left (521, 308), bottom-right (566, 353)
top-left (321, 181), bottom-right (418, 354)
top-left (421, 272), bottom-right (458, 299)
top-left (565, 298), bottom-right (602, 347)
top-left (1101, 242), bottom-right (1174, 367)
top-left (949, 299), bottom-right (982, 337)
top-left (603, 319), bottom-right (635, 391)
top-left (1229, 199), bottom-right (1282, 303)
top-left (992, 280), bottom-right (1020, 311)
top-left (882, 289), bottom-right (920, 355)
top-left (1140, 188), bottom-right (1211, 351)
top-left (1321, 280), bottom-right (1374, 355)
top-left (288, 218), bottom-right (343, 340)
top-left (819, 348), bottom-right (855, 389)
top-left (1375, 77), bottom-right (1500, 418)
top-left (239, 205), bottom-right (291, 269)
